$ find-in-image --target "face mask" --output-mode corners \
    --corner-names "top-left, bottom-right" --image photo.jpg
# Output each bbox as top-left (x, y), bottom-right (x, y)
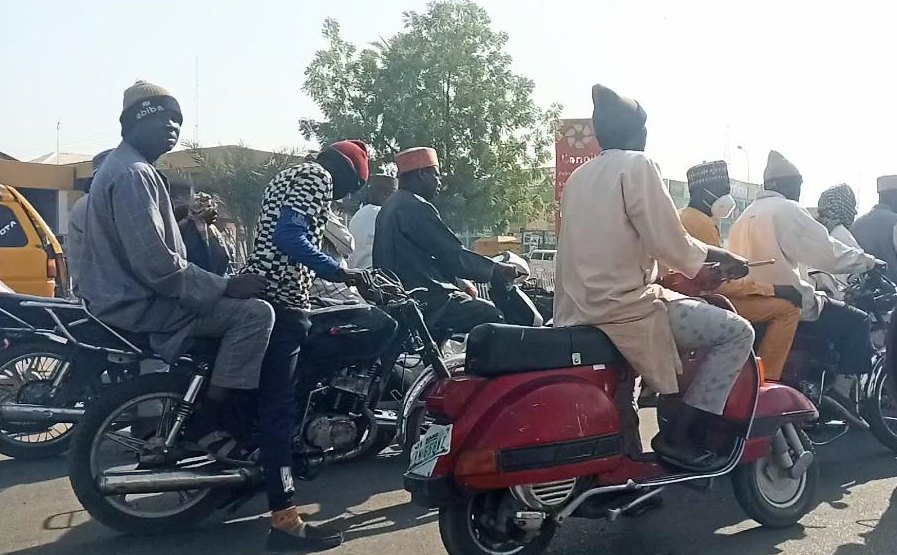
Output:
top-left (710, 193), bottom-right (736, 219)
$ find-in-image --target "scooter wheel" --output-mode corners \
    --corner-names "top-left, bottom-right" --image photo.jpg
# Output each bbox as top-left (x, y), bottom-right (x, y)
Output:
top-left (731, 427), bottom-right (817, 528)
top-left (439, 493), bottom-right (556, 555)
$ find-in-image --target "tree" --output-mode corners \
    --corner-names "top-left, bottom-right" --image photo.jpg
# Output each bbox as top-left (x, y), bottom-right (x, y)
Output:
top-left (301, 0), bottom-right (560, 232)
top-left (185, 143), bottom-right (301, 253)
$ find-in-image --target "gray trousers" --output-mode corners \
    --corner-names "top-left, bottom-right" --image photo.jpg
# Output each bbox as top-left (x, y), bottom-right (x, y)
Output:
top-left (192, 297), bottom-right (275, 389)
top-left (668, 298), bottom-right (755, 415)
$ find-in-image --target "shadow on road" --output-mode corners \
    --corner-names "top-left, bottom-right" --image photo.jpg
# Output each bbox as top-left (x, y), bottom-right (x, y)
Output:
top-left (0, 456), bottom-right (68, 492)
top-left (2, 448), bottom-right (433, 555)
top-left (3, 432), bottom-right (897, 555)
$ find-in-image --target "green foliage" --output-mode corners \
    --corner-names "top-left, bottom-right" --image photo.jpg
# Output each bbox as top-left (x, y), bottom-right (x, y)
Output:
top-left (301, 0), bottom-right (560, 232)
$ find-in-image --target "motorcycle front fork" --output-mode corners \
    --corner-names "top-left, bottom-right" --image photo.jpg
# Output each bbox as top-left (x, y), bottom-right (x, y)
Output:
top-left (769, 422), bottom-right (814, 479)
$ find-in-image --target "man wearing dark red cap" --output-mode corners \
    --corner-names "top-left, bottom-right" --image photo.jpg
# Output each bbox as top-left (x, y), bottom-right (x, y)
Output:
top-left (373, 147), bottom-right (517, 332)
top-left (241, 140), bottom-right (369, 550)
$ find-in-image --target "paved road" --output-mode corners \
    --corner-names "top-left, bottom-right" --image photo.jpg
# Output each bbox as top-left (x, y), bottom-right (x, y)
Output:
top-left (2, 430), bottom-right (897, 555)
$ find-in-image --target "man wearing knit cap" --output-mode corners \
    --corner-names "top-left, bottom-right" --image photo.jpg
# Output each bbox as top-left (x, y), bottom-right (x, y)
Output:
top-left (729, 150), bottom-right (879, 378)
top-left (78, 80), bottom-right (287, 543)
top-left (373, 147), bottom-right (518, 333)
top-left (240, 139), bottom-right (369, 550)
top-left (678, 160), bottom-right (801, 380)
top-left (852, 175), bottom-right (897, 282)
top-left (555, 83), bottom-right (756, 469)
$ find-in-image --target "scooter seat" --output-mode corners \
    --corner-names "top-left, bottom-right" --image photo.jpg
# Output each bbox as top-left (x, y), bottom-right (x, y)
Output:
top-left (466, 323), bottom-right (624, 377)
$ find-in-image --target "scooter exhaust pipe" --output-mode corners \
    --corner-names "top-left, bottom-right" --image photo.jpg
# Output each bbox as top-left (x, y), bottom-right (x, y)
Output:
top-left (0, 404), bottom-right (84, 424)
top-left (98, 467), bottom-right (261, 495)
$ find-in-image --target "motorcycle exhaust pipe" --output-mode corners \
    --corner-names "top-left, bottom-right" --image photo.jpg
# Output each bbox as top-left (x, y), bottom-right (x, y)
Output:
top-left (0, 404), bottom-right (84, 424)
top-left (819, 395), bottom-right (870, 430)
top-left (97, 467), bottom-right (261, 495)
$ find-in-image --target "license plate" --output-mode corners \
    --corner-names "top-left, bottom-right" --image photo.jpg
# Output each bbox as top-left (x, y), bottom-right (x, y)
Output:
top-left (408, 423), bottom-right (452, 477)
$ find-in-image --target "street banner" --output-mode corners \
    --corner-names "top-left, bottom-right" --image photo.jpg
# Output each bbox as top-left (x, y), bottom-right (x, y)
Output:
top-left (555, 118), bottom-right (601, 231)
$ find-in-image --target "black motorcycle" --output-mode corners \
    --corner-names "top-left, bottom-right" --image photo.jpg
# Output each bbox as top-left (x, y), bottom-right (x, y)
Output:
top-left (67, 269), bottom-right (450, 533)
top-left (778, 266), bottom-right (897, 448)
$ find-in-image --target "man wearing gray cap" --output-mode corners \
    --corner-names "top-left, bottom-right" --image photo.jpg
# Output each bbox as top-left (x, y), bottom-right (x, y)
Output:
top-left (728, 151), bottom-right (879, 376)
top-left (554, 83), bottom-right (754, 469)
top-left (851, 175), bottom-right (897, 282)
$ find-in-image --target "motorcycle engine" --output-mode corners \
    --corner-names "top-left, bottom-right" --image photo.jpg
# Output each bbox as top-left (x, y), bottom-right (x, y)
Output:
top-left (304, 414), bottom-right (359, 451)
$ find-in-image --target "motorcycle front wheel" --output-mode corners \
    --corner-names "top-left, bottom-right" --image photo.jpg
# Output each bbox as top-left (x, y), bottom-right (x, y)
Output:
top-left (439, 492), bottom-right (556, 555)
top-left (68, 373), bottom-right (227, 534)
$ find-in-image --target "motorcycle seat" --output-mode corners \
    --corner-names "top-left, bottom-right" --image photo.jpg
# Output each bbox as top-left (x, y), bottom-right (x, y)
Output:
top-left (466, 323), bottom-right (624, 377)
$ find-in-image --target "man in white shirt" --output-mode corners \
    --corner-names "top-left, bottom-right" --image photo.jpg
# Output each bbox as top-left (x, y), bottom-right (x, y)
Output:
top-left (348, 175), bottom-right (397, 269)
top-left (728, 151), bottom-right (879, 376)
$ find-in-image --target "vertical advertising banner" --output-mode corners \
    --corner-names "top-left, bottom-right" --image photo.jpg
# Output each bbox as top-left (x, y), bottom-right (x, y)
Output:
top-left (555, 119), bottom-right (601, 232)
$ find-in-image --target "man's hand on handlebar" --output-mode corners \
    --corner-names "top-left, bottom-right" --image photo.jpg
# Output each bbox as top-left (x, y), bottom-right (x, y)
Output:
top-left (874, 259), bottom-right (889, 272)
top-left (494, 262), bottom-right (522, 282)
top-left (705, 246), bottom-right (749, 280)
top-left (773, 285), bottom-right (803, 308)
top-left (331, 268), bottom-right (369, 287)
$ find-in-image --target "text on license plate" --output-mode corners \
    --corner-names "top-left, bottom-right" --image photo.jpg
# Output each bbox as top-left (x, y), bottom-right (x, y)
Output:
top-left (408, 424), bottom-right (452, 476)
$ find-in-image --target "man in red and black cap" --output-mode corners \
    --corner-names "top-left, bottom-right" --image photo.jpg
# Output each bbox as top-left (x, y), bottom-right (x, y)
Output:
top-left (241, 140), bottom-right (369, 550)
top-left (373, 147), bottom-right (517, 333)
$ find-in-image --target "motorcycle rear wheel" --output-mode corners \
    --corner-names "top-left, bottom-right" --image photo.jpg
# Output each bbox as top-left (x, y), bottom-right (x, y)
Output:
top-left (69, 373), bottom-right (227, 534)
top-left (439, 493), bottom-right (556, 555)
top-left (731, 428), bottom-right (817, 528)
top-left (0, 340), bottom-right (75, 459)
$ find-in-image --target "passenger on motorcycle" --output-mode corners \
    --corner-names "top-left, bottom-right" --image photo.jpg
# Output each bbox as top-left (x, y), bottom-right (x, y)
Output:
top-left (555, 83), bottom-right (756, 470)
top-left (372, 147), bottom-right (519, 333)
top-left (728, 151), bottom-right (880, 377)
top-left (68, 148), bottom-right (113, 295)
top-left (811, 184), bottom-right (861, 298)
top-left (678, 160), bottom-right (801, 381)
top-left (78, 81), bottom-right (275, 473)
top-left (240, 140), bottom-right (370, 550)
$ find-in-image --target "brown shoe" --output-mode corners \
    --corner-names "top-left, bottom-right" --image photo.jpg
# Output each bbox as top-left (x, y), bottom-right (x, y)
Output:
top-left (267, 506), bottom-right (343, 551)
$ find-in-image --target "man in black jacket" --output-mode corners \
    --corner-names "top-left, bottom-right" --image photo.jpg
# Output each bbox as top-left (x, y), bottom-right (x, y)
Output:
top-left (373, 147), bottom-right (517, 332)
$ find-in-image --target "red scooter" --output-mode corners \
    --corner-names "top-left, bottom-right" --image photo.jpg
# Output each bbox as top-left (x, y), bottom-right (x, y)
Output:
top-left (404, 266), bottom-right (819, 555)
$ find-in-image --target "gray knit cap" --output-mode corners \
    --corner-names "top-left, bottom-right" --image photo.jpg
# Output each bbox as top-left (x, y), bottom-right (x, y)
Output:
top-left (123, 80), bottom-right (173, 111)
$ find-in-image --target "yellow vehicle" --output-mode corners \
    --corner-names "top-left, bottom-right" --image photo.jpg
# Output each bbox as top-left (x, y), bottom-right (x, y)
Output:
top-left (0, 184), bottom-right (70, 297)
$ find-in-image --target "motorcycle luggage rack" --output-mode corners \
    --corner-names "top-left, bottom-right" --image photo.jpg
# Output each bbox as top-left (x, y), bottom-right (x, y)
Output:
top-left (18, 300), bottom-right (146, 356)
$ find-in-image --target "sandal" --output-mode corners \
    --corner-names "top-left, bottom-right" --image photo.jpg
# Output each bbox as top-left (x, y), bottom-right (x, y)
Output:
top-left (183, 430), bottom-right (254, 466)
top-left (651, 435), bottom-right (723, 472)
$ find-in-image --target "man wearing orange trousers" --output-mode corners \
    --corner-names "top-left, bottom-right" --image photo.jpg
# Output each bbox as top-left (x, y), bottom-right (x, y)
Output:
top-left (678, 161), bottom-right (801, 380)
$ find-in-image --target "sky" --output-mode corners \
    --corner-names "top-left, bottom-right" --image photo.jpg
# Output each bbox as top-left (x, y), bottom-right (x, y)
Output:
top-left (3, 0), bottom-right (897, 209)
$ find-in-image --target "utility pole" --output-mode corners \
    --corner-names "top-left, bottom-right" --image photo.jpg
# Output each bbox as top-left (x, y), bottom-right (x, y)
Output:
top-left (194, 55), bottom-right (200, 144)
top-left (55, 120), bottom-right (60, 164)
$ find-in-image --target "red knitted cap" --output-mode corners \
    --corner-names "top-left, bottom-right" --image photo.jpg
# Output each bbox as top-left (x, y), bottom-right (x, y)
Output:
top-left (330, 140), bottom-right (370, 182)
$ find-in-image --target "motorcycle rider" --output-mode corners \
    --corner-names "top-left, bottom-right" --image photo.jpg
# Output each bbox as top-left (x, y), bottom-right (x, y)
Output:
top-left (852, 175), bottom-right (897, 283)
top-left (241, 141), bottom-right (369, 550)
top-left (555, 83), bottom-right (754, 470)
top-left (373, 147), bottom-right (518, 333)
top-left (813, 184), bottom-right (862, 298)
top-left (728, 151), bottom-right (879, 378)
top-left (78, 80), bottom-right (275, 472)
top-left (678, 160), bottom-right (801, 381)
